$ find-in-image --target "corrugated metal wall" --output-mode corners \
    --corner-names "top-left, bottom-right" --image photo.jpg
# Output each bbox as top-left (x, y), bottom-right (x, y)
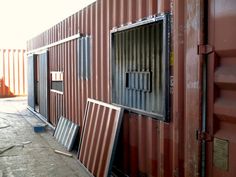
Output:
top-left (0, 49), bottom-right (27, 97)
top-left (50, 92), bottom-right (63, 126)
top-left (28, 0), bottom-right (169, 122)
top-left (207, 0), bottom-right (236, 176)
top-left (27, 0), bottom-right (188, 177)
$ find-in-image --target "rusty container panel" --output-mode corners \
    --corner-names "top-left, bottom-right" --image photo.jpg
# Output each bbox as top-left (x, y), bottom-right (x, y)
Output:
top-left (0, 49), bottom-right (27, 97)
top-left (49, 92), bottom-right (63, 126)
top-left (114, 113), bottom-right (172, 177)
top-left (183, 1), bottom-right (203, 176)
top-left (48, 44), bottom-right (65, 126)
top-left (48, 39), bottom-right (78, 125)
top-left (172, 0), bottom-right (185, 176)
top-left (26, 0), bottom-right (211, 177)
top-left (207, 0), bottom-right (236, 176)
top-left (27, 0), bottom-right (173, 176)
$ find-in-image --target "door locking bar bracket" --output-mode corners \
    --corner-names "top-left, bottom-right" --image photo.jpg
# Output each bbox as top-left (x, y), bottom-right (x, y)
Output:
top-left (197, 44), bottom-right (214, 55)
top-left (196, 130), bottom-right (213, 142)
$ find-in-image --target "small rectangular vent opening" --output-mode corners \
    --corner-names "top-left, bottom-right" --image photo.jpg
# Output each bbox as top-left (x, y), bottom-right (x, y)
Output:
top-left (51, 72), bottom-right (63, 94)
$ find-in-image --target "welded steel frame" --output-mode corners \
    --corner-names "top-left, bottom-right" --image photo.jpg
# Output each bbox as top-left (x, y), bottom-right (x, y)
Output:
top-left (77, 98), bottom-right (124, 177)
top-left (110, 13), bottom-right (171, 122)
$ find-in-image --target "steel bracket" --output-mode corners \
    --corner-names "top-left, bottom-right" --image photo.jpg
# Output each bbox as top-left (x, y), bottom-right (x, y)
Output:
top-left (196, 130), bottom-right (213, 142)
top-left (197, 44), bottom-right (214, 55)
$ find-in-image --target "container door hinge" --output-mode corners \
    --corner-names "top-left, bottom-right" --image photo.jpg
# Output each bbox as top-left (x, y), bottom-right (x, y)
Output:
top-left (196, 130), bottom-right (213, 142)
top-left (197, 44), bottom-right (214, 55)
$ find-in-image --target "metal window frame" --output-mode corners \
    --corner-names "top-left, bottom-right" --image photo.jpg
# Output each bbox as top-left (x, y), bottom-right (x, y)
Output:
top-left (50, 71), bottom-right (64, 94)
top-left (110, 13), bottom-right (170, 122)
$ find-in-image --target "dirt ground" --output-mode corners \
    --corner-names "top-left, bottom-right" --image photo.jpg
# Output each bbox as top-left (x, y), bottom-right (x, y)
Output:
top-left (0, 97), bottom-right (90, 177)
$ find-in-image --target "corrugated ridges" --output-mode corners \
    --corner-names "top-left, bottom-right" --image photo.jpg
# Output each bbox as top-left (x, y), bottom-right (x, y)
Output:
top-left (78, 98), bottom-right (123, 177)
top-left (0, 49), bottom-right (27, 97)
top-left (27, 0), bottom-right (173, 177)
top-left (54, 116), bottom-right (79, 151)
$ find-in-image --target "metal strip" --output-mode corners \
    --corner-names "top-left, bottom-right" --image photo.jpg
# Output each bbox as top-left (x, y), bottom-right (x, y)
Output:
top-left (27, 106), bottom-right (55, 130)
top-left (87, 98), bottom-right (121, 110)
top-left (50, 90), bottom-right (63, 95)
top-left (110, 14), bottom-right (166, 33)
top-left (27, 33), bottom-right (81, 55)
top-left (163, 13), bottom-right (171, 122)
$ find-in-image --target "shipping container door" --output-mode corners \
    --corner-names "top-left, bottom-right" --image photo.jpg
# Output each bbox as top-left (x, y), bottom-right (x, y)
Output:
top-left (27, 54), bottom-right (36, 109)
top-left (207, 0), bottom-right (236, 176)
top-left (39, 51), bottom-right (49, 120)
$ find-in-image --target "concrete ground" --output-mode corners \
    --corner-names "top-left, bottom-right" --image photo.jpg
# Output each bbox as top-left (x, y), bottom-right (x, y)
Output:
top-left (0, 97), bottom-right (90, 177)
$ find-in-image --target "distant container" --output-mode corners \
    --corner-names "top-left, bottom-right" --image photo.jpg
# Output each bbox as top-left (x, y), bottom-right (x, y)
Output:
top-left (0, 49), bottom-right (27, 97)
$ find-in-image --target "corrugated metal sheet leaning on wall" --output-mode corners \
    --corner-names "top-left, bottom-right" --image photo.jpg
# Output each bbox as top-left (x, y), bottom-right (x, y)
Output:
top-left (0, 49), bottom-right (27, 97)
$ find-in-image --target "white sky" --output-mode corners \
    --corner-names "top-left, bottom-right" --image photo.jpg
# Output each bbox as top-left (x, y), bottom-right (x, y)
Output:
top-left (0, 0), bottom-right (96, 49)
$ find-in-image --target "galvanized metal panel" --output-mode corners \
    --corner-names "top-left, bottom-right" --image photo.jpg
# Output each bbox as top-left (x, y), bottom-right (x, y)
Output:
top-left (111, 15), bottom-right (170, 120)
top-left (78, 36), bottom-right (91, 80)
top-left (39, 51), bottom-right (49, 120)
top-left (0, 49), bottom-right (27, 97)
top-left (27, 54), bottom-right (36, 109)
top-left (54, 116), bottom-right (79, 151)
top-left (78, 98), bottom-right (123, 177)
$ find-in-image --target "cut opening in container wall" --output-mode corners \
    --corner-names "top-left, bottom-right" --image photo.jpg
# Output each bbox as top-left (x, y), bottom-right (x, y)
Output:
top-left (51, 71), bottom-right (64, 94)
top-left (110, 14), bottom-right (170, 121)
